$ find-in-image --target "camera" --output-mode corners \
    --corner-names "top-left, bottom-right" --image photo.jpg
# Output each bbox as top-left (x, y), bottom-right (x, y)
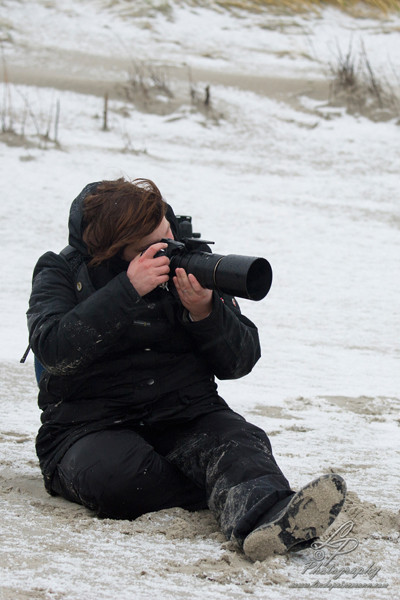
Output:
top-left (156, 216), bottom-right (273, 301)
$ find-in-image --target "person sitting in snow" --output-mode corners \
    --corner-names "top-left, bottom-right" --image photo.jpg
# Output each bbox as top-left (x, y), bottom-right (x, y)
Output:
top-left (26, 177), bottom-right (346, 561)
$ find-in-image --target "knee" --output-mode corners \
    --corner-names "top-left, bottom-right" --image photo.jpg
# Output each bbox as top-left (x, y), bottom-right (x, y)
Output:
top-left (57, 434), bottom-right (159, 519)
top-left (217, 417), bottom-right (273, 456)
top-left (82, 446), bottom-right (158, 519)
top-left (204, 411), bottom-right (272, 451)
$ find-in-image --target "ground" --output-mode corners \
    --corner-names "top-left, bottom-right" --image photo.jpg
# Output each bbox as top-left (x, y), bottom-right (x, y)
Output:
top-left (0, 1), bottom-right (399, 598)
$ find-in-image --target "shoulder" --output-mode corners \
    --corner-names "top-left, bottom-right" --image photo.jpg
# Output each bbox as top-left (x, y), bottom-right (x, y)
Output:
top-left (33, 250), bottom-right (69, 270)
top-left (32, 251), bottom-right (75, 285)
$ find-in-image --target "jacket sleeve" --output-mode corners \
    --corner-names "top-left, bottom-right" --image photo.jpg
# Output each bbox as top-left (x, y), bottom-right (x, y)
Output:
top-left (180, 292), bottom-right (261, 380)
top-left (27, 252), bottom-right (144, 375)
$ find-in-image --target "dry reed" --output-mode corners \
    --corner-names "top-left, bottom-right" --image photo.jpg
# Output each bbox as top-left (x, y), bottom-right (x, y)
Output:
top-left (213, 0), bottom-right (400, 14)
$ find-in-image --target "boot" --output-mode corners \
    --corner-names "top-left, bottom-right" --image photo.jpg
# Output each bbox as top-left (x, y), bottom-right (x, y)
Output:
top-left (243, 473), bottom-right (346, 562)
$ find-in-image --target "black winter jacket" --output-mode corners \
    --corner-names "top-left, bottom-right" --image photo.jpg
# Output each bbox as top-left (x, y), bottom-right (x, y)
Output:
top-left (27, 183), bottom-right (261, 491)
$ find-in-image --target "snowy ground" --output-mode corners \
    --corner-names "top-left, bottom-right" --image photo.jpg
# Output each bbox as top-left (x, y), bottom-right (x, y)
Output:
top-left (0, 1), bottom-right (399, 599)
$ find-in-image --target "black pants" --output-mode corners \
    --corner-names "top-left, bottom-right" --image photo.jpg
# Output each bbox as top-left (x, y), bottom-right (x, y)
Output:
top-left (52, 409), bottom-right (293, 544)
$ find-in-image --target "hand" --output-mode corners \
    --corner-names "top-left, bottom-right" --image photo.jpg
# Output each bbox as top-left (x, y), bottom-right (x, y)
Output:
top-left (127, 242), bottom-right (170, 296)
top-left (173, 268), bottom-right (213, 321)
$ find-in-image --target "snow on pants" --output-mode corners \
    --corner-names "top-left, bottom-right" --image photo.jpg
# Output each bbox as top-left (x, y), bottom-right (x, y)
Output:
top-left (51, 408), bottom-right (294, 544)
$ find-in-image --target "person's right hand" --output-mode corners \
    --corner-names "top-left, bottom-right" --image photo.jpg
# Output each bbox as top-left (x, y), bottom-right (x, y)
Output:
top-left (126, 242), bottom-right (170, 296)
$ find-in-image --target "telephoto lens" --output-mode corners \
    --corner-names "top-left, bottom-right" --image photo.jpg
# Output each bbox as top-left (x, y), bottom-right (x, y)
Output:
top-left (157, 239), bottom-right (273, 301)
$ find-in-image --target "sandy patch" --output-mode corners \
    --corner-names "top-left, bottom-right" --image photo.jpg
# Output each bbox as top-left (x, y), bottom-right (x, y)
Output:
top-left (1, 364), bottom-right (399, 599)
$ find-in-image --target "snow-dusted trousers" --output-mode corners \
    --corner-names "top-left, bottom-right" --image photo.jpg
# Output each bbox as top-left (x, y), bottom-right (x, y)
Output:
top-left (51, 408), bottom-right (293, 544)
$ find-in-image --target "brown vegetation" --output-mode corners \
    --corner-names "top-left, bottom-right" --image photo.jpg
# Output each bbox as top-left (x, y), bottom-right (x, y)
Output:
top-left (213, 0), bottom-right (400, 14)
top-left (328, 40), bottom-right (400, 121)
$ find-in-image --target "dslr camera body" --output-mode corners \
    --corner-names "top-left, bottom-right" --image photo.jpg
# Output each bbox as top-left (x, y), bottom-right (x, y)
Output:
top-left (156, 216), bottom-right (272, 301)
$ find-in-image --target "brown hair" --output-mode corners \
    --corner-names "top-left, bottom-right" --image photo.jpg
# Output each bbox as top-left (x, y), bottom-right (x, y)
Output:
top-left (82, 177), bottom-right (166, 266)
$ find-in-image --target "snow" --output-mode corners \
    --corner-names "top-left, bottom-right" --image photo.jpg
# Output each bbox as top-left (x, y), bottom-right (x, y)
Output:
top-left (0, 1), bottom-right (399, 599)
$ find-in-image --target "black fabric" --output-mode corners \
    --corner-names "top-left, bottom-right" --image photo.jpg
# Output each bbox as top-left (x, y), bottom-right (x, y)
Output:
top-left (51, 408), bottom-right (293, 543)
top-left (28, 186), bottom-right (262, 491)
top-left (26, 181), bottom-right (292, 543)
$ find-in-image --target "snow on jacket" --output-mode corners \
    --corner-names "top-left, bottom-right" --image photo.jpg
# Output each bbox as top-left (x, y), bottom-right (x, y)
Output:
top-left (27, 183), bottom-right (261, 491)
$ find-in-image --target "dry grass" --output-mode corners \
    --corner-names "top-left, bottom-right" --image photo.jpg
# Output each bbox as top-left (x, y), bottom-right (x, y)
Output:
top-left (328, 40), bottom-right (400, 120)
top-left (117, 60), bottom-right (176, 114)
top-left (212, 0), bottom-right (400, 14)
top-left (1, 48), bottom-right (61, 148)
top-left (116, 61), bottom-right (222, 123)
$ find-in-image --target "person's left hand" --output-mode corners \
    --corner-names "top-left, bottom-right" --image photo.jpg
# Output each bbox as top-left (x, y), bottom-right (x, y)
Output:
top-left (173, 268), bottom-right (213, 321)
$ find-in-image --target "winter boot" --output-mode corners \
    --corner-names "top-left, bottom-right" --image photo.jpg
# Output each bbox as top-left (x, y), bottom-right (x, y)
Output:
top-left (243, 473), bottom-right (346, 562)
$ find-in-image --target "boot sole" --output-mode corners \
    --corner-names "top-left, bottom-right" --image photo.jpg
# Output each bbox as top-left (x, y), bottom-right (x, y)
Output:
top-left (243, 473), bottom-right (346, 562)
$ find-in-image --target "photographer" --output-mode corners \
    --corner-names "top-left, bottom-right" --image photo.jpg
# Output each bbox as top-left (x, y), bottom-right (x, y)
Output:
top-left (27, 177), bottom-right (346, 561)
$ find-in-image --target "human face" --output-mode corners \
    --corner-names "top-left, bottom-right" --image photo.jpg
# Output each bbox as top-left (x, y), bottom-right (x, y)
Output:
top-left (122, 217), bottom-right (174, 261)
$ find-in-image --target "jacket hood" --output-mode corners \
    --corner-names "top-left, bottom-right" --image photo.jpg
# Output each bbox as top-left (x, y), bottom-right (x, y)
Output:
top-left (68, 181), bottom-right (101, 256)
top-left (67, 181), bottom-right (180, 258)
